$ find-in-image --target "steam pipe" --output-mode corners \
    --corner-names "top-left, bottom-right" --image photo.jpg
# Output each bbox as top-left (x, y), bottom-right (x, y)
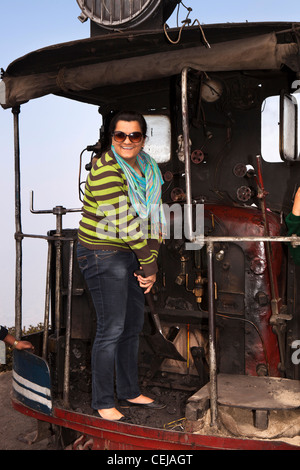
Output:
top-left (63, 240), bottom-right (74, 408)
top-left (207, 241), bottom-right (218, 426)
top-left (54, 210), bottom-right (63, 340)
top-left (12, 106), bottom-right (22, 340)
top-left (42, 241), bottom-right (52, 359)
top-left (181, 67), bottom-right (194, 242)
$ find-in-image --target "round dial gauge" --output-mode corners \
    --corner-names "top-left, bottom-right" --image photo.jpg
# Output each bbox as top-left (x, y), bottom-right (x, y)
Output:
top-left (201, 79), bottom-right (223, 102)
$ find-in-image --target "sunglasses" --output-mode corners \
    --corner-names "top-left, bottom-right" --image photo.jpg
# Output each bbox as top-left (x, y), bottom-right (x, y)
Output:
top-left (112, 131), bottom-right (144, 143)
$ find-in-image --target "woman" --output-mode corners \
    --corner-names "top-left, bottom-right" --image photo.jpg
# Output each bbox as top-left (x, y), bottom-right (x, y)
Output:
top-left (77, 111), bottom-right (166, 421)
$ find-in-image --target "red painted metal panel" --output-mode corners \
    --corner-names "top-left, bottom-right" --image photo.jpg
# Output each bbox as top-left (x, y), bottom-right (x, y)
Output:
top-left (205, 203), bottom-right (282, 376)
top-left (11, 398), bottom-right (300, 450)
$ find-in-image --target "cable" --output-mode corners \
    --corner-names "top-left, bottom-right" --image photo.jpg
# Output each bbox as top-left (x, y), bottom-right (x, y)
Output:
top-left (164, 2), bottom-right (210, 48)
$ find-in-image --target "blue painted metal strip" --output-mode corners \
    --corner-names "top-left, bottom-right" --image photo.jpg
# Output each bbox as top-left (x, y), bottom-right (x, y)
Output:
top-left (13, 350), bottom-right (53, 415)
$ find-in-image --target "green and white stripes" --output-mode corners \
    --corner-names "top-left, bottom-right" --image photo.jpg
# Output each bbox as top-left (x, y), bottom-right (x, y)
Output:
top-left (78, 150), bottom-right (161, 276)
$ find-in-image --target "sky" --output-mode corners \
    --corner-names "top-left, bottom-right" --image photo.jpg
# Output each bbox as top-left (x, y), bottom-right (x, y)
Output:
top-left (0, 0), bottom-right (300, 328)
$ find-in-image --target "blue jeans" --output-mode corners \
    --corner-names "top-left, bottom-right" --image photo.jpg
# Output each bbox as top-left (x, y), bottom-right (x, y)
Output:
top-left (77, 244), bottom-right (145, 409)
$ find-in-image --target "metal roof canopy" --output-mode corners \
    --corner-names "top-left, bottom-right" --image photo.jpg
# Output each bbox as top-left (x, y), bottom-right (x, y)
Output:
top-left (1, 22), bottom-right (299, 109)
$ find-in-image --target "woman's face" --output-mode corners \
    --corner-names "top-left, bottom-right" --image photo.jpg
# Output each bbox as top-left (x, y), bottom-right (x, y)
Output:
top-left (112, 120), bottom-right (145, 162)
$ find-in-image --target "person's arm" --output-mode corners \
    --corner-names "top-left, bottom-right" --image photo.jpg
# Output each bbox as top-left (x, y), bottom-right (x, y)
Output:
top-left (135, 238), bottom-right (161, 293)
top-left (3, 333), bottom-right (34, 351)
top-left (285, 188), bottom-right (300, 265)
top-left (292, 188), bottom-right (300, 216)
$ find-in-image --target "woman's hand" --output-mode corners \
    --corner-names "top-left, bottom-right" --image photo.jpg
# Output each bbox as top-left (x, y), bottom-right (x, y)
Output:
top-left (135, 271), bottom-right (156, 294)
top-left (292, 188), bottom-right (300, 216)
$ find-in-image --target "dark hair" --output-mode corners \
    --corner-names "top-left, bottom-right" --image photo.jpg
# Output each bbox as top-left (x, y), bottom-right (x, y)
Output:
top-left (108, 110), bottom-right (147, 137)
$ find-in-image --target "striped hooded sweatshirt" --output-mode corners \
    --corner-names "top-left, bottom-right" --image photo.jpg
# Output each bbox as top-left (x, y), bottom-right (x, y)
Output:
top-left (78, 150), bottom-right (160, 276)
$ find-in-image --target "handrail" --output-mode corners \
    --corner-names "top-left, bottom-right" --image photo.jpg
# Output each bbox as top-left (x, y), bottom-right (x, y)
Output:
top-left (30, 190), bottom-right (81, 214)
top-left (14, 231), bottom-right (300, 245)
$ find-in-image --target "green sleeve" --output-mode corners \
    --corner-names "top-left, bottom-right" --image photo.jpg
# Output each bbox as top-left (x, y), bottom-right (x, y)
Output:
top-left (285, 212), bottom-right (300, 264)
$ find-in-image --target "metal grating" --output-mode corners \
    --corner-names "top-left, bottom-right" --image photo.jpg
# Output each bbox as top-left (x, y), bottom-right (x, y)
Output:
top-left (77, 0), bottom-right (161, 26)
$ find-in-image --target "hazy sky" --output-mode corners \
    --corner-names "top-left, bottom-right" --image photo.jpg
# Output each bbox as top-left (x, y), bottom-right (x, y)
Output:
top-left (0, 0), bottom-right (300, 327)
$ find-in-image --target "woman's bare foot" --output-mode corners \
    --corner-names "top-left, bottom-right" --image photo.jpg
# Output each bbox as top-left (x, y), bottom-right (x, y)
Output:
top-left (127, 394), bottom-right (154, 404)
top-left (98, 407), bottom-right (124, 421)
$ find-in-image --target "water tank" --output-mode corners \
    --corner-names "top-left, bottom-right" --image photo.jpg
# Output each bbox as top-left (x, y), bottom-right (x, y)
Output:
top-left (77, 0), bottom-right (180, 35)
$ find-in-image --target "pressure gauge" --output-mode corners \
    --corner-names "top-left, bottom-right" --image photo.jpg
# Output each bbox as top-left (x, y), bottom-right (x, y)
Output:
top-left (201, 79), bottom-right (223, 102)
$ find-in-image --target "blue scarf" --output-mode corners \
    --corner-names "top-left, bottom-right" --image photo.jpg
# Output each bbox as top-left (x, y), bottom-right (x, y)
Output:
top-left (111, 145), bottom-right (166, 238)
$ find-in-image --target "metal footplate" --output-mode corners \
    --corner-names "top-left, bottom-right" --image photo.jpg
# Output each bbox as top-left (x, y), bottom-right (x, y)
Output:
top-left (186, 373), bottom-right (300, 430)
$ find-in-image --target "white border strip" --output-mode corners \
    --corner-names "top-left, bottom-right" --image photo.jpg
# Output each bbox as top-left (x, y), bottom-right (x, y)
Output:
top-left (13, 379), bottom-right (52, 410)
top-left (12, 370), bottom-right (52, 410)
top-left (13, 370), bottom-right (51, 397)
